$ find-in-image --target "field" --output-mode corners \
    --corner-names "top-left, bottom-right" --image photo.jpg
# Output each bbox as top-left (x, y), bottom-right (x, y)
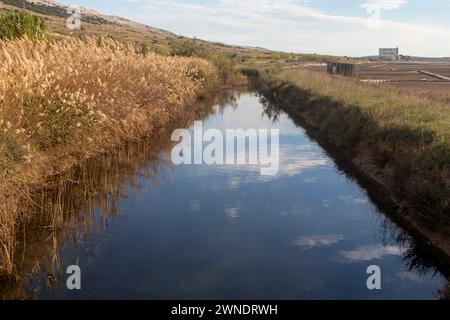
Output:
top-left (356, 62), bottom-right (450, 80)
top-left (304, 61), bottom-right (450, 99)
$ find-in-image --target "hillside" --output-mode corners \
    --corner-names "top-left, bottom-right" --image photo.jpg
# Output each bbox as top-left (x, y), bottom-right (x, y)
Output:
top-left (0, 0), bottom-right (336, 66)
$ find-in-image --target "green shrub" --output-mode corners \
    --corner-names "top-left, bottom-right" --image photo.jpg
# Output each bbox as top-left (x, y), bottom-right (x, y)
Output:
top-left (31, 100), bottom-right (96, 151)
top-left (209, 54), bottom-right (234, 81)
top-left (0, 130), bottom-right (26, 173)
top-left (168, 38), bottom-right (207, 57)
top-left (0, 10), bottom-right (45, 40)
top-left (137, 43), bottom-right (169, 56)
top-left (169, 38), bottom-right (237, 81)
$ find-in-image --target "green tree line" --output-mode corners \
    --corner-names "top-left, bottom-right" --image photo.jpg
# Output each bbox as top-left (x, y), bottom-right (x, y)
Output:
top-left (0, 10), bottom-right (45, 40)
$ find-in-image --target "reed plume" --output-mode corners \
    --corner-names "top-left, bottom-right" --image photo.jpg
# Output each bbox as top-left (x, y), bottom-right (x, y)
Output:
top-left (0, 36), bottom-right (218, 276)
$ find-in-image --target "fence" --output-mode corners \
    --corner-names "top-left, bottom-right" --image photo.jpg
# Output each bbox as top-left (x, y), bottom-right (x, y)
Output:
top-left (327, 62), bottom-right (355, 76)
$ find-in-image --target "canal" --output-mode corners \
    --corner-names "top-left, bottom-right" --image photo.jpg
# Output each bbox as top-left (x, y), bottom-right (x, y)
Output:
top-left (5, 88), bottom-right (447, 299)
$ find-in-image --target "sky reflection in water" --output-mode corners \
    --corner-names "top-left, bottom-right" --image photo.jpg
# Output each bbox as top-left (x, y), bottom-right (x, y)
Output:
top-left (28, 91), bottom-right (447, 300)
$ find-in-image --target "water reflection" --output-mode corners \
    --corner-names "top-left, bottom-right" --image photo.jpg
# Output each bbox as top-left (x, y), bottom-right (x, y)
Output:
top-left (259, 93), bottom-right (450, 299)
top-left (0, 89), bottom-right (244, 299)
top-left (338, 245), bottom-right (406, 263)
top-left (0, 88), bottom-right (448, 299)
top-left (293, 235), bottom-right (345, 251)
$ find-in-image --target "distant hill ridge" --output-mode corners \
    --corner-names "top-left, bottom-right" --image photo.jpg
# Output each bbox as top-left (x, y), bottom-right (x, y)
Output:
top-left (1, 0), bottom-right (175, 36)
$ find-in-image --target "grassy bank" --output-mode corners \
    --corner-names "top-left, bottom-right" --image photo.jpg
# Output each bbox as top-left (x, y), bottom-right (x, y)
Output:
top-left (0, 35), bottom-right (219, 276)
top-left (247, 68), bottom-right (450, 245)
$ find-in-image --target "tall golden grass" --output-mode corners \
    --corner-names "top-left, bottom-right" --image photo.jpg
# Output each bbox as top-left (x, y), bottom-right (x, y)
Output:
top-left (0, 36), bottom-right (218, 276)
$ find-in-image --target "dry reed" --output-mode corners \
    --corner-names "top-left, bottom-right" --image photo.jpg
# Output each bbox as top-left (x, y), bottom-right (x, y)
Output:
top-left (0, 36), bottom-right (219, 276)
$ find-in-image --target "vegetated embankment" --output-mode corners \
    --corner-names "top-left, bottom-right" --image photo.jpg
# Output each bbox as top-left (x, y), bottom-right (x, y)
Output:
top-left (246, 68), bottom-right (450, 256)
top-left (0, 36), bottom-right (219, 277)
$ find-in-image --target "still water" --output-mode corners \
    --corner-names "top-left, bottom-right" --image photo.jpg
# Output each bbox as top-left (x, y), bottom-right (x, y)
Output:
top-left (10, 89), bottom-right (449, 299)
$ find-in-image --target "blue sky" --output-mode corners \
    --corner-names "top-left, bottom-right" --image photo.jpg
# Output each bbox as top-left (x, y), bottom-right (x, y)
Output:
top-left (58, 0), bottom-right (450, 57)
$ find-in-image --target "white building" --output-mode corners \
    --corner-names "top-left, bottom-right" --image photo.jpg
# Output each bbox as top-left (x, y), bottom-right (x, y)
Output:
top-left (379, 47), bottom-right (399, 60)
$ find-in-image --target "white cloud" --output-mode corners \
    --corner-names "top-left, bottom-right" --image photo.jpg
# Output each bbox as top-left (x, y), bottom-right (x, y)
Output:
top-left (122, 0), bottom-right (450, 57)
top-left (339, 244), bottom-right (406, 262)
top-left (361, 0), bottom-right (408, 10)
top-left (185, 144), bottom-right (329, 182)
top-left (225, 206), bottom-right (241, 218)
top-left (293, 234), bottom-right (345, 250)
